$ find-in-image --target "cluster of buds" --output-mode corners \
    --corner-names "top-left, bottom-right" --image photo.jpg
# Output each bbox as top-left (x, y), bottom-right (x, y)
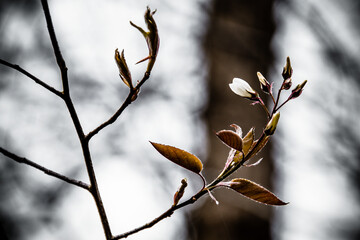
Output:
top-left (220, 56), bottom-right (307, 174)
top-left (229, 57), bottom-right (307, 115)
top-left (151, 58), bottom-right (306, 206)
top-left (114, 7), bottom-right (160, 101)
top-left (205, 57), bottom-right (307, 204)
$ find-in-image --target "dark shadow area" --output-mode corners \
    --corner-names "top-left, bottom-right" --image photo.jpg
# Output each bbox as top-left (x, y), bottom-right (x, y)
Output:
top-left (187, 0), bottom-right (276, 239)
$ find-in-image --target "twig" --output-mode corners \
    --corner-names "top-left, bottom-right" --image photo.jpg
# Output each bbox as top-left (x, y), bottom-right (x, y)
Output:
top-left (112, 188), bottom-right (207, 240)
top-left (0, 146), bottom-right (90, 190)
top-left (275, 97), bottom-right (290, 112)
top-left (257, 97), bottom-right (271, 119)
top-left (40, 0), bottom-right (113, 239)
top-left (0, 59), bottom-right (62, 97)
top-left (86, 72), bottom-right (150, 140)
top-left (40, 0), bottom-right (69, 94)
top-left (113, 207), bottom-right (175, 239)
top-left (271, 86), bottom-right (282, 116)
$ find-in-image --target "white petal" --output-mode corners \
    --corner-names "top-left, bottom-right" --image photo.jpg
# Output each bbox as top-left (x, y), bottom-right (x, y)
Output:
top-left (229, 78), bottom-right (255, 98)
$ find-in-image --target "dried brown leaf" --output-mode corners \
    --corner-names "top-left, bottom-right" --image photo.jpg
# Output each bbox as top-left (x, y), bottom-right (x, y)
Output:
top-left (150, 142), bottom-right (203, 174)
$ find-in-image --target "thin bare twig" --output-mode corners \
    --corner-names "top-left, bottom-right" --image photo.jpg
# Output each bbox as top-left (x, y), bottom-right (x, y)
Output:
top-left (40, 0), bottom-right (113, 239)
top-left (0, 146), bottom-right (90, 190)
top-left (0, 59), bottom-right (62, 97)
top-left (40, 0), bottom-right (69, 94)
top-left (86, 72), bottom-right (150, 140)
top-left (112, 188), bottom-right (207, 240)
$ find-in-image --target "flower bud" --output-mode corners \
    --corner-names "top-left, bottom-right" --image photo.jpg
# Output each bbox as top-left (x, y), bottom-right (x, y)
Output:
top-left (229, 78), bottom-right (259, 100)
top-left (282, 78), bottom-right (292, 90)
top-left (257, 72), bottom-right (272, 94)
top-left (282, 56), bottom-right (293, 80)
top-left (264, 112), bottom-right (280, 135)
top-left (289, 80), bottom-right (307, 100)
top-left (115, 49), bottom-right (133, 89)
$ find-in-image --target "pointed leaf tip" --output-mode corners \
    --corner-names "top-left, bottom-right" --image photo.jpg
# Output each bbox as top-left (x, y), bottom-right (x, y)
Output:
top-left (220, 178), bottom-right (288, 206)
top-left (216, 130), bottom-right (243, 151)
top-left (150, 142), bottom-right (203, 174)
top-left (242, 127), bottom-right (255, 155)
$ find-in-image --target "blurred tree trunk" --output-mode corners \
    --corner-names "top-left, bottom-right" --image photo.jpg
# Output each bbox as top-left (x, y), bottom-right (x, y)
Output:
top-left (187, 0), bottom-right (275, 239)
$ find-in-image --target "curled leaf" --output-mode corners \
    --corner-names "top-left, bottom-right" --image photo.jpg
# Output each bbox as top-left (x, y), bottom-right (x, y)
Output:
top-left (242, 127), bottom-right (255, 155)
top-left (216, 130), bottom-right (243, 151)
top-left (244, 158), bottom-right (263, 167)
top-left (219, 178), bottom-right (287, 206)
top-left (230, 124), bottom-right (242, 136)
top-left (115, 49), bottom-right (133, 88)
top-left (150, 142), bottom-right (203, 174)
top-left (130, 7), bottom-right (159, 73)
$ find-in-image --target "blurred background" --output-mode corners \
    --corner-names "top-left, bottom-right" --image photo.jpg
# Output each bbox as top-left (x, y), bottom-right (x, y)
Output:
top-left (0, 0), bottom-right (359, 239)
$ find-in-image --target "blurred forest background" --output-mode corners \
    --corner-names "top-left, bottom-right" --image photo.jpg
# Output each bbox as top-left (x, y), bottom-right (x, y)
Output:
top-left (0, 0), bottom-right (359, 240)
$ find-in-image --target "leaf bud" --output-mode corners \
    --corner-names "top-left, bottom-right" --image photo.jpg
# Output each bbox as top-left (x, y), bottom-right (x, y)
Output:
top-left (173, 178), bottom-right (187, 206)
top-left (282, 56), bottom-right (293, 80)
top-left (264, 111), bottom-right (280, 135)
top-left (282, 78), bottom-right (292, 90)
top-left (115, 49), bottom-right (133, 89)
top-left (130, 7), bottom-right (160, 73)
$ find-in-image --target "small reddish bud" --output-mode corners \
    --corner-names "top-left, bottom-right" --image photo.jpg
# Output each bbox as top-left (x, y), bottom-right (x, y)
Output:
top-left (257, 72), bottom-right (272, 94)
top-left (282, 78), bottom-right (292, 90)
top-left (173, 178), bottom-right (187, 206)
top-left (282, 56), bottom-right (293, 80)
top-left (289, 80), bottom-right (307, 100)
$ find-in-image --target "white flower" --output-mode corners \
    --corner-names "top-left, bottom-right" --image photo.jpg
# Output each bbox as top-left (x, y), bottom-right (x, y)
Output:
top-left (229, 78), bottom-right (257, 99)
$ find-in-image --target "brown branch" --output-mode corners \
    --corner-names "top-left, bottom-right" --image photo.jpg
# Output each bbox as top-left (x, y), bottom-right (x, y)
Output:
top-left (113, 207), bottom-right (175, 239)
top-left (0, 58), bottom-right (62, 97)
top-left (86, 72), bottom-right (150, 140)
top-left (40, 1), bottom-right (113, 239)
top-left (112, 188), bottom-right (207, 239)
top-left (40, 0), bottom-right (69, 94)
top-left (0, 146), bottom-right (90, 190)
